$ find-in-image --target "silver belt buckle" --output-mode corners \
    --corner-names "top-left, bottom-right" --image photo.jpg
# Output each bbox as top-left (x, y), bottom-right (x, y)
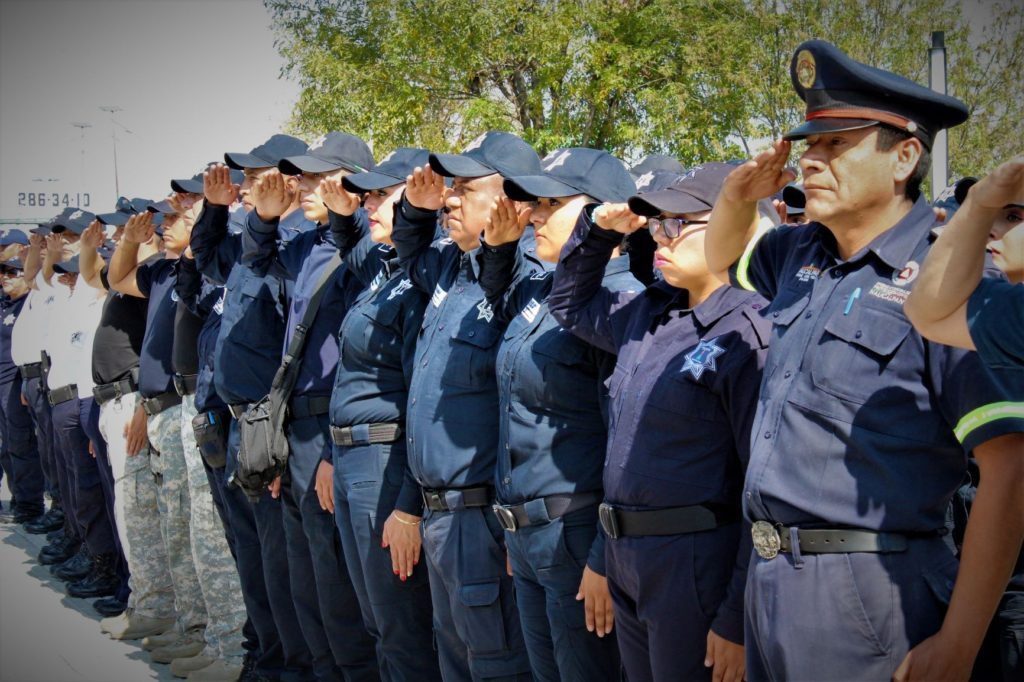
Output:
top-left (492, 504), bottom-right (518, 532)
top-left (752, 521), bottom-right (782, 560)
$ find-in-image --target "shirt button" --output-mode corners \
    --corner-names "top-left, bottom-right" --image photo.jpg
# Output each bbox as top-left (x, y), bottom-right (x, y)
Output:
top-left (855, 331), bottom-right (863, 339)
top-left (832, 269), bottom-right (844, 279)
top-left (411, 398), bottom-right (416, 405)
top-left (746, 491), bottom-right (753, 499)
top-left (503, 476), bottom-right (511, 484)
top-left (784, 371), bottom-right (792, 378)
top-left (421, 359), bottom-right (428, 367)
top-left (772, 311), bottom-right (780, 318)
top-left (468, 331), bottom-right (475, 337)
top-left (456, 287), bottom-right (464, 294)
top-left (438, 324), bottom-right (445, 331)
top-left (763, 431), bottom-right (772, 439)
top-left (804, 311), bottom-right (812, 319)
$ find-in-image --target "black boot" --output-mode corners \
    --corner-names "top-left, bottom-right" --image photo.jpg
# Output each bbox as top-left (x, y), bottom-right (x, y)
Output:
top-left (24, 509), bottom-right (64, 534)
top-left (38, 535), bottom-right (79, 565)
top-left (92, 595), bottom-right (127, 617)
top-left (53, 548), bottom-right (93, 582)
top-left (68, 554), bottom-right (119, 598)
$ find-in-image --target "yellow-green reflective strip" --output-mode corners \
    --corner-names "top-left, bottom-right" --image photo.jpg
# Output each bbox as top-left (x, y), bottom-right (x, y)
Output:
top-left (954, 402), bottom-right (1024, 443)
top-left (736, 245), bottom-right (755, 292)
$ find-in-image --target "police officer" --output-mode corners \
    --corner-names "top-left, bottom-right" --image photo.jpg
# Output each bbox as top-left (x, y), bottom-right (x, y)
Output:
top-left (0, 254), bottom-right (45, 526)
top-left (478, 148), bottom-right (640, 682)
top-left (193, 133), bottom-right (317, 680)
top-left (321, 147), bottom-right (443, 681)
top-left (547, 163), bottom-right (768, 682)
top-left (244, 132), bottom-right (380, 680)
top-left (703, 40), bottom-right (1024, 681)
top-left (394, 130), bottom-right (540, 681)
top-left (108, 209), bottom-right (212, 664)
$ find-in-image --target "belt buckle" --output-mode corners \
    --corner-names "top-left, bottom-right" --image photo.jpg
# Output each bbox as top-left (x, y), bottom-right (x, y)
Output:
top-left (752, 521), bottom-right (782, 560)
top-left (421, 489), bottom-right (444, 512)
top-left (173, 375), bottom-right (185, 396)
top-left (598, 503), bottom-right (620, 540)
top-left (492, 504), bottom-right (517, 532)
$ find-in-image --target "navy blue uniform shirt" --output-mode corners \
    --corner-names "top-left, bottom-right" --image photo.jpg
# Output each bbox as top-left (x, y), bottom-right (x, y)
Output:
top-left (733, 197), bottom-right (1024, 532)
top-left (244, 210), bottom-right (365, 399)
top-left (175, 256), bottom-right (227, 413)
top-left (549, 211), bottom-right (769, 642)
top-left (330, 216), bottom-right (429, 514)
top-left (0, 295), bottom-right (26, 384)
top-left (968, 277), bottom-right (1024, 370)
top-left (136, 258), bottom-right (179, 399)
top-left (393, 197), bottom-right (542, 490)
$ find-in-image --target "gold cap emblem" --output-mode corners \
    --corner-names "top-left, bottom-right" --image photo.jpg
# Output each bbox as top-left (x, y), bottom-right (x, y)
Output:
top-left (796, 49), bottom-right (816, 89)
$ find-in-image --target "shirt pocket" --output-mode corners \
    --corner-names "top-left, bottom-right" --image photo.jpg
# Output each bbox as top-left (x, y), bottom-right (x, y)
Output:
top-left (812, 304), bottom-right (913, 404)
top-left (359, 301), bottom-right (402, 359)
top-left (442, 321), bottom-right (502, 389)
top-left (648, 370), bottom-right (727, 424)
top-left (531, 328), bottom-right (597, 405)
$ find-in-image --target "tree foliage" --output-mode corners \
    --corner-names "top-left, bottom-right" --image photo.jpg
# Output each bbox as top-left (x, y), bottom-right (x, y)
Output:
top-left (267, 0), bottom-right (1021, 181)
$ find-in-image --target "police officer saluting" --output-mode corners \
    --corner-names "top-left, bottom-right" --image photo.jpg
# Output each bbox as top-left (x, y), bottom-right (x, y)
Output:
top-left (394, 131), bottom-right (540, 681)
top-left (548, 163), bottom-right (769, 682)
top-left (479, 147), bottom-right (640, 682)
top-left (704, 40), bottom-right (1024, 681)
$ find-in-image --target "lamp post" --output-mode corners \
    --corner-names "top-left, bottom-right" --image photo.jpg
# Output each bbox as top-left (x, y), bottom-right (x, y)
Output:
top-left (928, 31), bottom-right (949, 198)
top-left (70, 121), bottom-right (91, 189)
top-left (99, 105), bottom-right (128, 198)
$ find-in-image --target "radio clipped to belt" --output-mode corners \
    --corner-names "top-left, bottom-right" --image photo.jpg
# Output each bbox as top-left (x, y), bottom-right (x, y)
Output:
top-left (192, 408), bottom-right (230, 469)
top-left (234, 254), bottom-right (341, 499)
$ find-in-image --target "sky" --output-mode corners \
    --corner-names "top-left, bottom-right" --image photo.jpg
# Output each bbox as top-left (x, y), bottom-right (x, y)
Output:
top-left (0, 0), bottom-right (300, 224)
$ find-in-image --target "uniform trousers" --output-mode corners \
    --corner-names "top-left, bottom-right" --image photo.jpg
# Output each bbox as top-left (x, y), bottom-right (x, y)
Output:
top-left (0, 377), bottom-right (44, 516)
top-left (22, 376), bottom-right (60, 505)
top-left (333, 439), bottom-right (440, 682)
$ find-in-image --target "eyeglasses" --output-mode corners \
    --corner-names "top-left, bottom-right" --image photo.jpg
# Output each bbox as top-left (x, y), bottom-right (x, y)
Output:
top-left (646, 217), bottom-right (708, 239)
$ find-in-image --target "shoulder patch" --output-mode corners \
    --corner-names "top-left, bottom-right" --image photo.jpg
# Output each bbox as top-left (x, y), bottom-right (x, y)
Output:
top-left (387, 279), bottom-right (413, 301)
top-left (681, 337), bottom-right (726, 380)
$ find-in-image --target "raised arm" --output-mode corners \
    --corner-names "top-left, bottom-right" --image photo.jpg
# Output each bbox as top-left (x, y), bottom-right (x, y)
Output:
top-left (479, 197), bottom-right (536, 323)
top-left (78, 221), bottom-right (108, 290)
top-left (191, 164), bottom-right (242, 284)
top-left (107, 212), bottom-right (154, 298)
top-left (23, 234), bottom-right (43, 288)
top-left (905, 156), bottom-right (1024, 349)
top-left (392, 165), bottom-right (447, 293)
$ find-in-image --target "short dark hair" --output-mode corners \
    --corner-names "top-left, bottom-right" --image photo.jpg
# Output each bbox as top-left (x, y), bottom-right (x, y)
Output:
top-left (875, 124), bottom-right (930, 201)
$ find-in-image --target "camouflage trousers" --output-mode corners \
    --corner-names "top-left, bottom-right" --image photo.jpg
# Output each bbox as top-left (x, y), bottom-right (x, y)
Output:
top-left (98, 392), bottom-right (174, 619)
top-left (180, 394), bottom-right (246, 661)
top-left (148, 404), bottom-right (207, 632)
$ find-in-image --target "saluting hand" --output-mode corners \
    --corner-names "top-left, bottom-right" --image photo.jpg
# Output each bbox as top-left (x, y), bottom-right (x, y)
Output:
top-left (405, 165), bottom-right (446, 212)
top-left (44, 233), bottom-right (63, 259)
top-left (253, 170), bottom-right (291, 221)
top-left (593, 203), bottom-right (646, 235)
top-left (576, 566), bottom-right (615, 638)
top-left (320, 177), bottom-right (362, 217)
top-left (381, 510), bottom-right (422, 582)
top-left (81, 220), bottom-right (105, 251)
top-left (204, 164), bottom-right (240, 207)
top-left (28, 233), bottom-right (44, 250)
top-left (705, 629), bottom-right (745, 682)
top-left (484, 197), bottom-right (532, 247)
top-left (965, 155), bottom-right (1024, 211)
top-left (721, 139), bottom-right (796, 204)
top-left (124, 212), bottom-right (155, 244)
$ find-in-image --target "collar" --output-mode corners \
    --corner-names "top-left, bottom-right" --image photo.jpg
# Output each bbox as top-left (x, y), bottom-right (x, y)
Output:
top-left (382, 253), bottom-right (401, 279)
top-left (692, 284), bottom-right (753, 328)
top-left (280, 209), bottom-right (314, 233)
top-left (465, 248), bottom-right (482, 281)
top-left (810, 196), bottom-right (935, 270)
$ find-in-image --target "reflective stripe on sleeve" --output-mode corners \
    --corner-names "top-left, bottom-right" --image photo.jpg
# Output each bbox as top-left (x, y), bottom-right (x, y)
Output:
top-left (954, 402), bottom-right (1024, 443)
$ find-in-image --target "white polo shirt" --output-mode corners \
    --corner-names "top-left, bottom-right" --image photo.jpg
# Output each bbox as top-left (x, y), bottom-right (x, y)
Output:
top-left (11, 274), bottom-right (71, 367)
top-left (45, 279), bottom-right (106, 396)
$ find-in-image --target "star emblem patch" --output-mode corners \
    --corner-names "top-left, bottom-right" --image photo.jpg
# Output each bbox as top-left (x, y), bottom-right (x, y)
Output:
top-left (681, 337), bottom-right (725, 380)
top-left (3, 313), bottom-right (15, 326)
top-left (476, 300), bottom-right (494, 322)
top-left (387, 279), bottom-right (413, 301)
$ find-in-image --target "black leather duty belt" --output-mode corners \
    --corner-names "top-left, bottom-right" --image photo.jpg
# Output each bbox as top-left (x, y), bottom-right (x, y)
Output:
top-left (421, 486), bottom-right (493, 512)
top-left (48, 384), bottom-right (78, 407)
top-left (751, 521), bottom-right (909, 560)
top-left (19, 362), bottom-right (43, 380)
top-left (173, 373), bottom-right (198, 397)
top-left (492, 491), bottom-right (602, 532)
top-left (599, 502), bottom-right (736, 540)
top-left (331, 422), bottom-right (402, 447)
top-left (288, 395), bottom-right (331, 420)
top-left (93, 374), bottom-right (138, 405)
top-left (142, 391), bottom-right (183, 417)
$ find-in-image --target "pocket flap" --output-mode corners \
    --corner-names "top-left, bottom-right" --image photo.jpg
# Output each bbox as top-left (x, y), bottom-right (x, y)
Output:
top-left (531, 327), bottom-right (587, 366)
top-left (459, 581), bottom-right (500, 607)
top-left (452, 321), bottom-right (502, 349)
top-left (767, 287), bottom-right (810, 327)
top-left (241, 277), bottom-right (275, 300)
top-left (824, 305), bottom-right (911, 356)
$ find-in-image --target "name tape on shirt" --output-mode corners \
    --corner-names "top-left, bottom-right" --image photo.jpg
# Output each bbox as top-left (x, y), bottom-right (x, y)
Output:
top-left (431, 284), bottom-right (448, 307)
top-left (521, 298), bottom-right (542, 323)
top-left (370, 270), bottom-right (385, 292)
top-left (795, 265), bottom-right (820, 283)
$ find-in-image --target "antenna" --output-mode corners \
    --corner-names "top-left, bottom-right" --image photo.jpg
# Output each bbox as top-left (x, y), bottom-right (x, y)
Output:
top-left (71, 122), bottom-right (92, 189)
top-left (99, 106), bottom-right (125, 197)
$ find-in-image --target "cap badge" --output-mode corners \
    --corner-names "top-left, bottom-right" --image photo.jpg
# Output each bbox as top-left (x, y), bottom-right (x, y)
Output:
top-left (635, 171), bottom-right (655, 190)
top-left (309, 134), bottom-right (328, 152)
top-left (796, 49), bottom-right (816, 89)
top-left (69, 210), bottom-right (84, 220)
top-left (463, 133), bottom-right (488, 153)
top-left (380, 151), bottom-right (396, 164)
top-left (542, 150), bottom-right (571, 171)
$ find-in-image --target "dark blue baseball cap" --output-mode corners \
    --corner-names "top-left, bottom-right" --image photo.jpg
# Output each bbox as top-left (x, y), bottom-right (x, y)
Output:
top-left (97, 197), bottom-right (155, 226)
top-left (504, 148), bottom-right (636, 204)
top-left (32, 207), bottom-right (74, 235)
top-left (0, 229), bottom-right (29, 246)
top-left (633, 169), bottom-right (684, 193)
top-left (342, 147), bottom-right (430, 193)
top-left (428, 131), bottom-right (541, 179)
top-left (1, 258), bottom-right (24, 272)
top-left (630, 154), bottom-right (685, 179)
top-left (627, 162), bottom-right (734, 217)
top-left (784, 40), bottom-right (969, 149)
top-left (278, 132), bottom-right (376, 175)
top-left (225, 134), bottom-right (309, 170)
top-left (51, 209), bottom-right (96, 235)
top-left (53, 255), bottom-right (80, 274)
top-left (171, 164), bottom-right (244, 194)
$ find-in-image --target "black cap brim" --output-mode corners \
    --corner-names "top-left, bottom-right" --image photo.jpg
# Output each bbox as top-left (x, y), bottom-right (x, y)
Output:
top-left (428, 153), bottom-right (495, 179)
top-left (627, 189), bottom-right (712, 217)
top-left (224, 151), bottom-right (273, 170)
top-left (782, 118), bottom-right (878, 141)
top-left (54, 260), bottom-right (80, 274)
top-left (171, 178), bottom-right (204, 194)
top-left (30, 226), bottom-right (52, 236)
top-left (147, 200), bottom-right (175, 215)
top-left (342, 171), bottom-right (405, 193)
top-left (503, 176), bottom-right (582, 202)
top-left (278, 155), bottom-right (346, 175)
top-left (97, 211), bottom-right (132, 226)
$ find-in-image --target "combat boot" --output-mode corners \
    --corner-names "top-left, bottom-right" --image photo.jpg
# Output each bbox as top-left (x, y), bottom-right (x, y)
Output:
top-left (106, 610), bottom-right (177, 641)
top-left (170, 654), bottom-right (216, 678)
top-left (67, 553), bottom-right (119, 598)
top-left (53, 548), bottom-right (93, 581)
top-left (187, 658), bottom-right (244, 681)
top-left (151, 627), bottom-right (206, 663)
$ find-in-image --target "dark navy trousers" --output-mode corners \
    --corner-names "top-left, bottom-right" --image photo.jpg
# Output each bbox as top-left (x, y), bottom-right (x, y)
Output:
top-left (505, 506), bottom-right (621, 682)
top-left (284, 413), bottom-right (379, 682)
top-left (81, 397), bottom-right (130, 600)
top-left (0, 378), bottom-right (44, 516)
top-left (744, 537), bottom-right (957, 681)
top-left (22, 376), bottom-right (60, 502)
top-left (51, 397), bottom-right (116, 557)
top-left (606, 524), bottom-right (740, 682)
top-left (421, 505), bottom-right (532, 682)
top-left (333, 440), bottom-right (441, 682)
top-left (227, 418), bottom-right (315, 682)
